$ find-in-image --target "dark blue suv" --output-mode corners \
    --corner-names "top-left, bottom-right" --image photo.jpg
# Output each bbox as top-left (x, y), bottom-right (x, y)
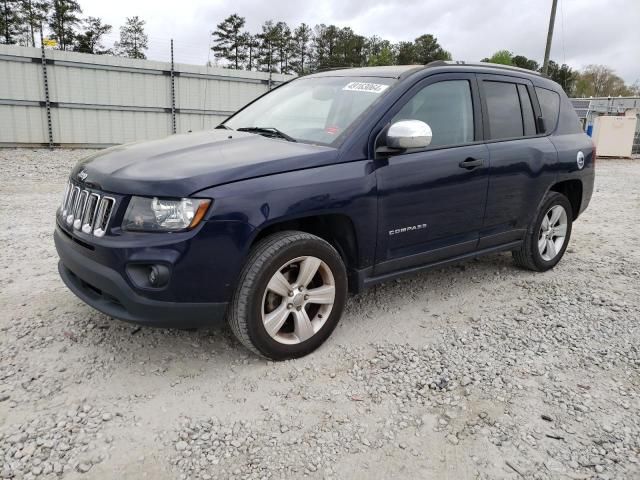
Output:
top-left (55, 61), bottom-right (595, 359)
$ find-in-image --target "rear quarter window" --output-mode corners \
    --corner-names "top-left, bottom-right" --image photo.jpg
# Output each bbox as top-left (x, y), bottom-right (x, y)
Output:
top-left (535, 87), bottom-right (560, 133)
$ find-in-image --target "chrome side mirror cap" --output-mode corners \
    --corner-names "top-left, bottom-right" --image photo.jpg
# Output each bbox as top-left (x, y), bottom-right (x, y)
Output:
top-left (386, 120), bottom-right (432, 149)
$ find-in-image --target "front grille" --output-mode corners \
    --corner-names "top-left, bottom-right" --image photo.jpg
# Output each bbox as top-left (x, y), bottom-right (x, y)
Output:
top-left (60, 181), bottom-right (116, 237)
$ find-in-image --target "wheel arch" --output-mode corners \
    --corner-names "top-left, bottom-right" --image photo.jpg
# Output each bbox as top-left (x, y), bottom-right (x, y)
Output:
top-left (549, 179), bottom-right (583, 220)
top-left (249, 214), bottom-right (360, 289)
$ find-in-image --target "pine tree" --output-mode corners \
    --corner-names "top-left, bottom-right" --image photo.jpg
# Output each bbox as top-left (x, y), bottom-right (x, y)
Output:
top-left (312, 24), bottom-right (339, 70)
top-left (211, 13), bottom-right (246, 69)
top-left (74, 16), bottom-right (111, 54)
top-left (273, 21), bottom-right (291, 74)
top-left (20, 0), bottom-right (48, 47)
top-left (1, 0), bottom-right (24, 44)
top-left (48, 0), bottom-right (82, 50)
top-left (395, 41), bottom-right (415, 65)
top-left (512, 55), bottom-right (539, 71)
top-left (291, 23), bottom-right (311, 75)
top-left (336, 28), bottom-right (366, 67)
top-left (367, 37), bottom-right (394, 66)
top-left (412, 34), bottom-right (451, 64)
top-left (114, 16), bottom-right (148, 59)
top-left (257, 20), bottom-right (279, 74)
top-left (240, 32), bottom-right (258, 71)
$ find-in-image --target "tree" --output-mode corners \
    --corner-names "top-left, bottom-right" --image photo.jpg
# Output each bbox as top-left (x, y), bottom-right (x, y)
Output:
top-left (481, 50), bottom-right (513, 65)
top-left (256, 20), bottom-right (280, 74)
top-left (1, 0), bottom-right (24, 44)
top-left (273, 21), bottom-right (292, 74)
top-left (73, 16), bottom-right (111, 54)
top-left (395, 41), bottom-right (415, 65)
top-left (366, 37), bottom-right (394, 66)
top-left (574, 64), bottom-right (632, 97)
top-left (241, 32), bottom-right (259, 71)
top-left (335, 27), bottom-right (366, 67)
top-left (48, 0), bottom-right (82, 50)
top-left (544, 61), bottom-right (577, 95)
top-left (20, 0), bottom-right (48, 47)
top-left (312, 24), bottom-right (339, 70)
top-left (114, 16), bottom-right (148, 59)
top-left (211, 13), bottom-right (246, 69)
top-left (291, 23), bottom-right (312, 75)
top-left (369, 44), bottom-right (394, 66)
top-left (511, 54), bottom-right (539, 71)
top-left (412, 34), bottom-right (451, 64)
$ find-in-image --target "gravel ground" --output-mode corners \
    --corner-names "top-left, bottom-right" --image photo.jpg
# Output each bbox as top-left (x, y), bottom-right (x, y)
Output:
top-left (0, 148), bottom-right (638, 480)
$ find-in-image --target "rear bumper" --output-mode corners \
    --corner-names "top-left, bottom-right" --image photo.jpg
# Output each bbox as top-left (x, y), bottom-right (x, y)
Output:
top-left (55, 227), bottom-right (227, 328)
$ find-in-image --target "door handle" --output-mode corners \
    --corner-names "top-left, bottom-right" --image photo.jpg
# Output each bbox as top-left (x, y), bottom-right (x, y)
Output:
top-left (459, 157), bottom-right (484, 169)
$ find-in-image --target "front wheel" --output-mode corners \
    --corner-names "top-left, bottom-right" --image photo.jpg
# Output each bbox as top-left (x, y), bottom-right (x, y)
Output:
top-left (228, 231), bottom-right (347, 360)
top-left (513, 191), bottom-right (573, 272)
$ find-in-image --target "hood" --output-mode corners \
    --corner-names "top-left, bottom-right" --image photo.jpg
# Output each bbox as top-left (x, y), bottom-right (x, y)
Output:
top-left (70, 130), bottom-right (338, 197)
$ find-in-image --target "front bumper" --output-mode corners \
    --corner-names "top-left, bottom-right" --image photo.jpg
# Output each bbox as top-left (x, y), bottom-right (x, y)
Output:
top-left (55, 226), bottom-right (228, 328)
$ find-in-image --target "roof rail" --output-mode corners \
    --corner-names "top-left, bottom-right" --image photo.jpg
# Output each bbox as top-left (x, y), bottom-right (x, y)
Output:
top-left (426, 60), bottom-right (543, 76)
top-left (314, 66), bottom-right (351, 73)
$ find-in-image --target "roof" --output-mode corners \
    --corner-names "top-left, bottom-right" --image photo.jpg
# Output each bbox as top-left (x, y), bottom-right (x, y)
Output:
top-left (305, 61), bottom-right (546, 81)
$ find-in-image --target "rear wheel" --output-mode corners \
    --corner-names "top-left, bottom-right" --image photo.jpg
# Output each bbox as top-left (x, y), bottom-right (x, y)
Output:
top-left (228, 231), bottom-right (347, 360)
top-left (513, 191), bottom-right (573, 271)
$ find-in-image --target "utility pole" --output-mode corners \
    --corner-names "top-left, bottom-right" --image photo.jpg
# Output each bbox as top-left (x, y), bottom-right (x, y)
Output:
top-left (542, 0), bottom-right (559, 75)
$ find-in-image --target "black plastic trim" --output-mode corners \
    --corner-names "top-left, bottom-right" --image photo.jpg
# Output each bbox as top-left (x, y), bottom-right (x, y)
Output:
top-left (55, 227), bottom-right (227, 328)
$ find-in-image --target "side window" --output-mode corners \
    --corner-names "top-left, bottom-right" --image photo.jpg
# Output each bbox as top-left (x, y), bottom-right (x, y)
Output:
top-left (517, 84), bottom-right (537, 136)
top-left (392, 80), bottom-right (474, 147)
top-left (535, 87), bottom-right (560, 133)
top-left (484, 81), bottom-right (524, 139)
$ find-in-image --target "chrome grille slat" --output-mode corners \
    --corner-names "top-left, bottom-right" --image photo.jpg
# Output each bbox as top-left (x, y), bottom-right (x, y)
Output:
top-left (73, 190), bottom-right (88, 229)
top-left (60, 182), bottom-right (71, 213)
top-left (65, 187), bottom-right (80, 225)
top-left (93, 197), bottom-right (115, 238)
top-left (81, 193), bottom-right (100, 234)
top-left (59, 181), bottom-right (116, 237)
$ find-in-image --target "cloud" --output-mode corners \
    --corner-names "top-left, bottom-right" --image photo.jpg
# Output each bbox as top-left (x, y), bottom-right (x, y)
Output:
top-left (82, 0), bottom-right (640, 84)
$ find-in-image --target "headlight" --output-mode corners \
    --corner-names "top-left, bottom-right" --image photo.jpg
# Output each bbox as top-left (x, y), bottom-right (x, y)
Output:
top-left (122, 196), bottom-right (211, 232)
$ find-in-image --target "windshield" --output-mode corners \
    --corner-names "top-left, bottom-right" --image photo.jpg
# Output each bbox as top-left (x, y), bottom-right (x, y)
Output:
top-left (224, 76), bottom-right (396, 145)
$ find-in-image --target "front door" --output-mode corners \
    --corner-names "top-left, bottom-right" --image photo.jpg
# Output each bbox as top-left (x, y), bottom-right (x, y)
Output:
top-left (374, 73), bottom-right (490, 275)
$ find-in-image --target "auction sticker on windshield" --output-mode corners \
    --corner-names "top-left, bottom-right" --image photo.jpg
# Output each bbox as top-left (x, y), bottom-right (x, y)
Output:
top-left (342, 82), bottom-right (389, 93)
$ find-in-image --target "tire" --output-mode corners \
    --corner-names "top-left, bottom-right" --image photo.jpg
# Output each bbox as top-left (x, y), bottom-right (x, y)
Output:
top-left (228, 231), bottom-right (347, 360)
top-left (513, 191), bottom-right (573, 272)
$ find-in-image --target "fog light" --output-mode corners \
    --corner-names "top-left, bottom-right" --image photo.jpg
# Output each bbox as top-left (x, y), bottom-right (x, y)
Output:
top-left (148, 265), bottom-right (169, 287)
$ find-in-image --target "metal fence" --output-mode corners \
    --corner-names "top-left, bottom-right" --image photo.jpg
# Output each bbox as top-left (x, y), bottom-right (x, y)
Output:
top-left (0, 44), bottom-right (293, 148)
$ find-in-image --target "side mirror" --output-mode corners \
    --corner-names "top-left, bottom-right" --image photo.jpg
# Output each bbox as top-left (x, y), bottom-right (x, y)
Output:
top-left (386, 120), bottom-right (432, 149)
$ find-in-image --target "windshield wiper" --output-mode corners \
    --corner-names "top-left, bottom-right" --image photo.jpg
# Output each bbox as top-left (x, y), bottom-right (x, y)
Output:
top-left (236, 127), bottom-right (296, 142)
top-left (215, 124), bottom-right (232, 130)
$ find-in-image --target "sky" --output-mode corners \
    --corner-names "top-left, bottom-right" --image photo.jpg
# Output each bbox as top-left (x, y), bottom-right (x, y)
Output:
top-left (83, 0), bottom-right (640, 84)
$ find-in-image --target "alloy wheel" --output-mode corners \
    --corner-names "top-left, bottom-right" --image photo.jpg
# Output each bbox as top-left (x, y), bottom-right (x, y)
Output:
top-left (261, 256), bottom-right (336, 345)
top-left (538, 205), bottom-right (568, 261)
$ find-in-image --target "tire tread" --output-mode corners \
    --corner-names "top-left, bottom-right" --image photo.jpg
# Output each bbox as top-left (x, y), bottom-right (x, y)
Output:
top-left (228, 231), bottom-right (339, 358)
top-left (512, 191), bottom-right (570, 272)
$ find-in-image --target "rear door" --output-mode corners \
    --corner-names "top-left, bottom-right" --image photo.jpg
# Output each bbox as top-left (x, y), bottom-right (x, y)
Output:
top-left (374, 73), bottom-right (490, 275)
top-left (478, 74), bottom-right (558, 249)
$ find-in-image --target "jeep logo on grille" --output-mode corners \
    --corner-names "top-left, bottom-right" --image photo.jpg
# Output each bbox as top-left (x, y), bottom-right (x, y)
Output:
top-left (77, 169), bottom-right (88, 181)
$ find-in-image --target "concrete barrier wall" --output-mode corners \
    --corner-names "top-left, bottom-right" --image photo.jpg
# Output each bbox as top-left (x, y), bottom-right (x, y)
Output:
top-left (0, 45), bottom-right (293, 147)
